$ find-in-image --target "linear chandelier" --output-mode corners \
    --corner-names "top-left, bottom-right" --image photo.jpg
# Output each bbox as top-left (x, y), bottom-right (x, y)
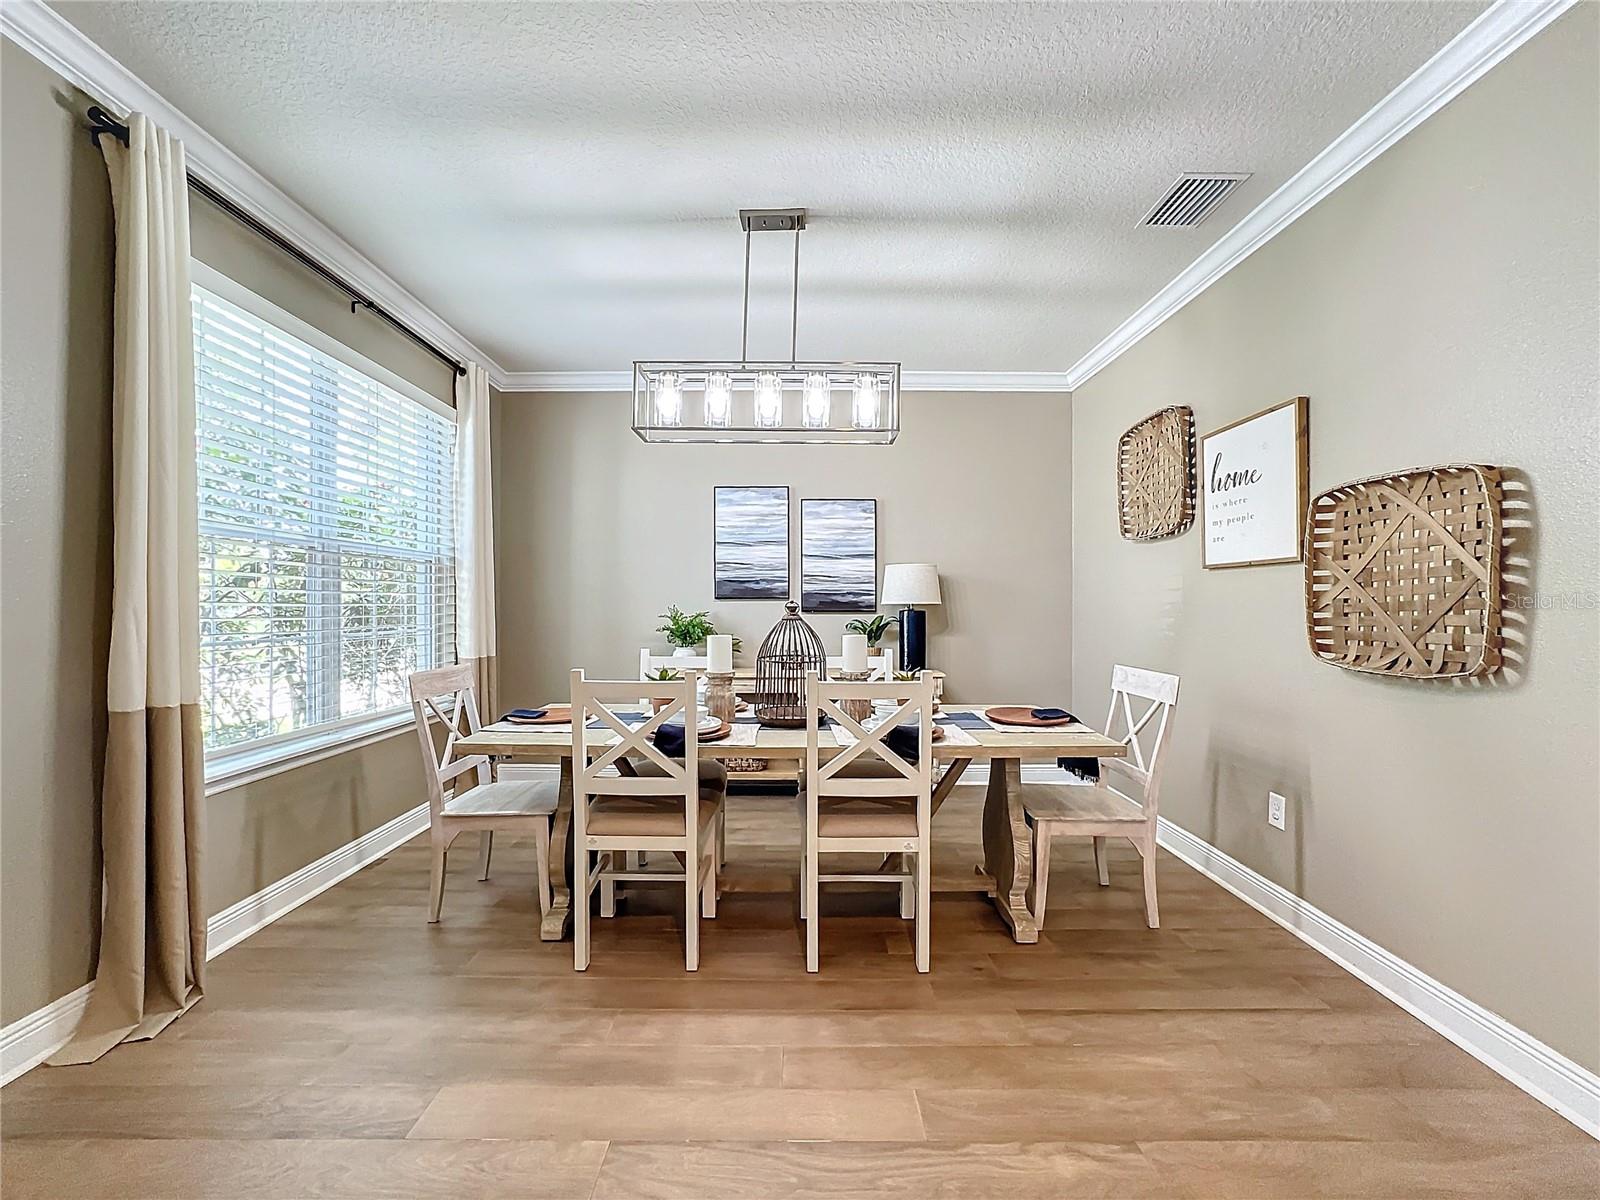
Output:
top-left (633, 208), bottom-right (900, 444)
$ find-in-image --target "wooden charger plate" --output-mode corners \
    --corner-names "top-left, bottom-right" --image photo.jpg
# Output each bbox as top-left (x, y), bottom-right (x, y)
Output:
top-left (984, 706), bottom-right (1076, 728)
top-left (651, 720), bottom-right (732, 743)
top-left (502, 706), bottom-right (573, 725)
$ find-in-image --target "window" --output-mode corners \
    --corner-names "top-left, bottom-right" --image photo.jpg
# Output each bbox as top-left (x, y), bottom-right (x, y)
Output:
top-left (192, 269), bottom-right (455, 777)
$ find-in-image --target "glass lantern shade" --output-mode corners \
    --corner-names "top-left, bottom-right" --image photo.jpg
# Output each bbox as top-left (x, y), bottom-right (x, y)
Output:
top-left (632, 362), bottom-right (900, 444)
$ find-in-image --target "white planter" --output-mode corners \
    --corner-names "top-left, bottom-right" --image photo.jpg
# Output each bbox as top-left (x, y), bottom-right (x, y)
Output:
top-left (671, 646), bottom-right (698, 657)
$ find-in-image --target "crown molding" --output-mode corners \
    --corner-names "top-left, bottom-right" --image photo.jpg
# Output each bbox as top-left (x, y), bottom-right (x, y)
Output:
top-left (1, 0), bottom-right (501, 381)
top-left (1062, 0), bottom-right (1577, 391)
top-left (493, 369), bottom-right (1074, 394)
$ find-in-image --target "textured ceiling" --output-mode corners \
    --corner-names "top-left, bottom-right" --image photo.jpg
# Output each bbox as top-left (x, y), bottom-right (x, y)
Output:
top-left (53, 1), bottom-right (1485, 374)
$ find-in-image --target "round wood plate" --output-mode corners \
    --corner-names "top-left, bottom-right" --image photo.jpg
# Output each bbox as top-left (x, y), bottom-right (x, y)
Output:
top-left (984, 706), bottom-right (1076, 728)
top-left (504, 706), bottom-right (573, 725)
top-left (651, 720), bottom-right (732, 743)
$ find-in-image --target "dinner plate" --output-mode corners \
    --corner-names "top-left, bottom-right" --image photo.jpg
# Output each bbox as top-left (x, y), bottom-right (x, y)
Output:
top-left (653, 719), bottom-right (732, 742)
top-left (983, 706), bottom-right (1077, 728)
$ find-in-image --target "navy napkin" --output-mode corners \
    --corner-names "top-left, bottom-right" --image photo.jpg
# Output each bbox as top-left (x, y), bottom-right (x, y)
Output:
top-left (652, 723), bottom-right (687, 757)
top-left (885, 724), bottom-right (921, 764)
top-left (1031, 708), bottom-right (1073, 721)
top-left (501, 708), bottom-right (548, 723)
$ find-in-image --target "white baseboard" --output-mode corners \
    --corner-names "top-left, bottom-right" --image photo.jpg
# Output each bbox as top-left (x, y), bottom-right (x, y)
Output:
top-left (0, 802), bottom-right (429, 1086)
top-left (1157, 817), bottom-right (1600, 1140)
top-left (205, 802), bottom-right (429, 957)
top-left (0, 984), bottom-right (93, 1086)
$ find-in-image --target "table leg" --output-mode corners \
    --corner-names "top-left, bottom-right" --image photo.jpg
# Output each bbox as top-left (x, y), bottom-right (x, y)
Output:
top-left (539, 758), bottom-right (575, 941)
top-left (981, 757), bottom-right (1038, 943)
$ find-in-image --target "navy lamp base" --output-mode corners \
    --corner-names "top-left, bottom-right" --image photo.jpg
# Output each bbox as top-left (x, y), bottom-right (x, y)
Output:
top-left (899, 607), bottom-right (927, 672)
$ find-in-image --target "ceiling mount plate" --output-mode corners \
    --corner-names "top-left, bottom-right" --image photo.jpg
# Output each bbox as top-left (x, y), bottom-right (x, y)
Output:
top-left (740, 207), bottom-right (807, 232)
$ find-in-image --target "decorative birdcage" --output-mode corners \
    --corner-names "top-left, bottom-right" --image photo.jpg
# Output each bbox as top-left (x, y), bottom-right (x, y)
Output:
top-left (753, 601), bottom-right (828, 727)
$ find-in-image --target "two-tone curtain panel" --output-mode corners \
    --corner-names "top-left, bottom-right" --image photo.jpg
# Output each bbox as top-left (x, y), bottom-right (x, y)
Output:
top-left (54, 113), bottom-right (206, 1065)
top-left (454, 362), bottom-right (498, 715)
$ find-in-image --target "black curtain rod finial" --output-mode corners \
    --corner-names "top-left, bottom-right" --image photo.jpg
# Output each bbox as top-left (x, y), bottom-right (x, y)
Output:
top-left (86, 105), bottom-right (130, 148)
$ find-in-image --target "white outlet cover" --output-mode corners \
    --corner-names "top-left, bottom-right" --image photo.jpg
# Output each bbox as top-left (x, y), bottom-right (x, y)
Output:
top-left (1268, 792), bottom-right (1287, 830)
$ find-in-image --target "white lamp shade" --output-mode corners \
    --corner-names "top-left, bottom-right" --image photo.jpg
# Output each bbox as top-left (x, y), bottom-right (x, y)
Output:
top-left (881, 562), bottom-right (941, 606)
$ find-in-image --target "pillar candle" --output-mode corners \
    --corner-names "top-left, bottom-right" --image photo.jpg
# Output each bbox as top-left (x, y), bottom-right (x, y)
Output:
top-left (707, 634), bottom-right (734, 674)
top-left (841, 634), bottom-right (868, 674)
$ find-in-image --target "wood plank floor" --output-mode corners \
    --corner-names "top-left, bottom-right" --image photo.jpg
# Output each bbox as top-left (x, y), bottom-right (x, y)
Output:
top-left (3, 788), bottom-right (1595, 1198)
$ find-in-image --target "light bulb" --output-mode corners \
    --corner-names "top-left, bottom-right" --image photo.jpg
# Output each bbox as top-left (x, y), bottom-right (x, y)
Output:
top-left (652, 372), bottom-right (682, 426)
top-left (754, 372), bottom-right (783, 428)
top-left (704, 372), bottom-right (732, 427)
top-left (852, 373), bottom-right (880, 429)
top-left (802, 373), bottom-right (830, 429)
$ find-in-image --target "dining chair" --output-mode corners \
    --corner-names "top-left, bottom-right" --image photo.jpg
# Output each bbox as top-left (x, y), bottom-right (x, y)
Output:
top-left (571, 669), bottom-right (726, 972)
top-left (408, 665), bottom-right (558, 924)
top-left (1022, 664), bottom-right (1179, 929)
top-left (801, 671), bottom-right (936, 973)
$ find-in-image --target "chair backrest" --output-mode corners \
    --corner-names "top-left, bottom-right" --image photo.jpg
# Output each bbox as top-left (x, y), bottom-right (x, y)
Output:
top-left (571, 668), bottom-right (700, 813)
top-left (1101, 664), bottom-right (1180, 817)
top-left (805, 670), bottom-right (935, 807)
top-left (639, 649), bottom-right (709, 678)
top-left (824, 655), bottom-right (891, 681)
top-left (409, 664), bottom-right (491, 821)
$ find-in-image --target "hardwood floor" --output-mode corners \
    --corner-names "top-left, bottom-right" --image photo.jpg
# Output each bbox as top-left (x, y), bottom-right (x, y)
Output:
top-left (3, 788), bottom-right (1595, 1198)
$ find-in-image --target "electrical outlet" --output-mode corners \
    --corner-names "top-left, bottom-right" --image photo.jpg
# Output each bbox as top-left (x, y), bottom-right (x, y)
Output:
top-left (1268, 792), bottom-right (1287, 831)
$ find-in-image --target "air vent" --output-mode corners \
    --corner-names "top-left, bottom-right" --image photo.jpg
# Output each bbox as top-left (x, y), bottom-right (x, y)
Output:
top-left (1140, 173), bottom-right (1251, 228)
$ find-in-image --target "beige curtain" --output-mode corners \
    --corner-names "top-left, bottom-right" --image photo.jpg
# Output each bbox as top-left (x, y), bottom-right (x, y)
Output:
top-left (454, 362), bottom-right (498, 715)
top-left (53, 113), bottom-right (205, 1065)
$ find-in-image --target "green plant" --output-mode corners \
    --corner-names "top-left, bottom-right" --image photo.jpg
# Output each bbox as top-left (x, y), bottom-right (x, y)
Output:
top-left (893, 669), bottom-right (922, 682)
top-left (844, 613), bottom-right (898, 647)
top-left (656, 605), bottom-right (716, 649)
top-left (644, 667), bottom-right (683, 682)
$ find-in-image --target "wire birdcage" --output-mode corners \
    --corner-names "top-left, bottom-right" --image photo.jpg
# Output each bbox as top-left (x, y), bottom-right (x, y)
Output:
top-left (753, 601), bottom-right (828, 727)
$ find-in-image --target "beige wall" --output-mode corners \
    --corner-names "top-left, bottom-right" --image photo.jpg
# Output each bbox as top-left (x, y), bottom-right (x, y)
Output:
top-left (0, 41), bottom-right (451, 1023)
top-left (1, 41), bottom-right (116, 1026)
top-left (492, 389), bottom-right (1072, 707)
top-left (1071, 9), bottom-right (1598, 1070)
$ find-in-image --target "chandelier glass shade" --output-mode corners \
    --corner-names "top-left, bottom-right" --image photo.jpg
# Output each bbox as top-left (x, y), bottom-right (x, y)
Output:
top-left (634, 361), bottom-right (900, 444)
top-left (632, 208), bottom-right (901, 444)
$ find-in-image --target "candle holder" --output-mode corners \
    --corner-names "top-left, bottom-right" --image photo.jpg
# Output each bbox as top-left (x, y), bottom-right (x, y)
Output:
top-left (835, 670), bottom-right (873, 723)
top-left (705, 671), bottom-right (736, 725)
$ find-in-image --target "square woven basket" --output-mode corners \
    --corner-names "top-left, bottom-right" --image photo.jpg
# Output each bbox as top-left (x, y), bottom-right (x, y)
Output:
top-left (1117, 406), bottom-right (1195, 540)
top-left (1304, 464), bottom-right (1503, 679)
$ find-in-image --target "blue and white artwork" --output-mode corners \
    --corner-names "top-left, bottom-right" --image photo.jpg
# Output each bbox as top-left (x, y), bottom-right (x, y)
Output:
top-left (714, 486), bottom-right (789, 600)
top-left (801, 498), bottom-right (877, 612)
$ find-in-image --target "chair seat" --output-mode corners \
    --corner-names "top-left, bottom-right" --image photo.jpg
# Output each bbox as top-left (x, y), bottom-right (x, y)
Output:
top-left (1021, 783), bottom-right (1146, 825)
top-left (587, 796), bottom-right (720, 837)
top-left (444, 778), bottom-right (559, 818)
top-left (816, 804), bottom-right (919, 839)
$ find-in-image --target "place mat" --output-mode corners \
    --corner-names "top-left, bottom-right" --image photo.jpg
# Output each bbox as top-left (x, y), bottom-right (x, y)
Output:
top-left (498, 706), bottom-right (572, 726)
top-left (833, 721), bottom-right (944, 748)
top-left (719, 723), bottom-right (760, 747)
top-left (937, 711), bottom-right (992, 730)
top-left (939, 724), bottom-right (980, 746)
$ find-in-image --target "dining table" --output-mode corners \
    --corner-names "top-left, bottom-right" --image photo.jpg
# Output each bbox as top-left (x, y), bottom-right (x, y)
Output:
top-left (454, 704), bottom-right (1126, 945)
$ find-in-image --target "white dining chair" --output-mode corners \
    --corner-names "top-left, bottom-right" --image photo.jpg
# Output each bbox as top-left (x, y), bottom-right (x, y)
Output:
top-left (801, 671), bottom-right (936, 973)
top-left (1022, 664), bottom-right (1179, 929)
top-left (408, 665), bottom-right (558, 923)
top-left (571, 669), bottom-right (726, 972)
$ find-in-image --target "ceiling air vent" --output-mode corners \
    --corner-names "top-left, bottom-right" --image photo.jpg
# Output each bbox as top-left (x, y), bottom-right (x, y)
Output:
top-left (1140, 173), bottom-right (1251, 228)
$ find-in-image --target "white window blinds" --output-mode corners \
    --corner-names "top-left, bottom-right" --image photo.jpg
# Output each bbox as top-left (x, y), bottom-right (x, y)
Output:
top-left (192, 282), bottom-right (456, 755)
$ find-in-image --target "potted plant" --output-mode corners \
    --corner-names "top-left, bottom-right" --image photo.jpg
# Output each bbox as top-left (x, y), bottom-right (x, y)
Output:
top-left (844, 613), bottom-right (898, 661)
top-left (657, 606), bottom-right (713, 656)
top-left (643, 666), bottom-right (683, 712)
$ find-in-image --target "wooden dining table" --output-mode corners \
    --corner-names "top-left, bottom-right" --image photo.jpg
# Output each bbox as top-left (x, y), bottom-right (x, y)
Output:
top-left (455, 705), bottom-right (1125, 945)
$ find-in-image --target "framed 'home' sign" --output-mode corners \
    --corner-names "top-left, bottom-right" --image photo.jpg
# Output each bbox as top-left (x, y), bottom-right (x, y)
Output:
top-left (1200, 396), bottom-right (1310, 569)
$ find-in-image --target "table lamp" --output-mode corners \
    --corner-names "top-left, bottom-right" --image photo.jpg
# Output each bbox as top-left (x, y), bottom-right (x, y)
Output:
top-left (881, 563), bottom-right (941, 672)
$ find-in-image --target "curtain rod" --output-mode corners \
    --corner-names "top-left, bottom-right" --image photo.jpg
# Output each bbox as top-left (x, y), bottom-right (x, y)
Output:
top-left (86, 106), bottom-right (467, 379)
